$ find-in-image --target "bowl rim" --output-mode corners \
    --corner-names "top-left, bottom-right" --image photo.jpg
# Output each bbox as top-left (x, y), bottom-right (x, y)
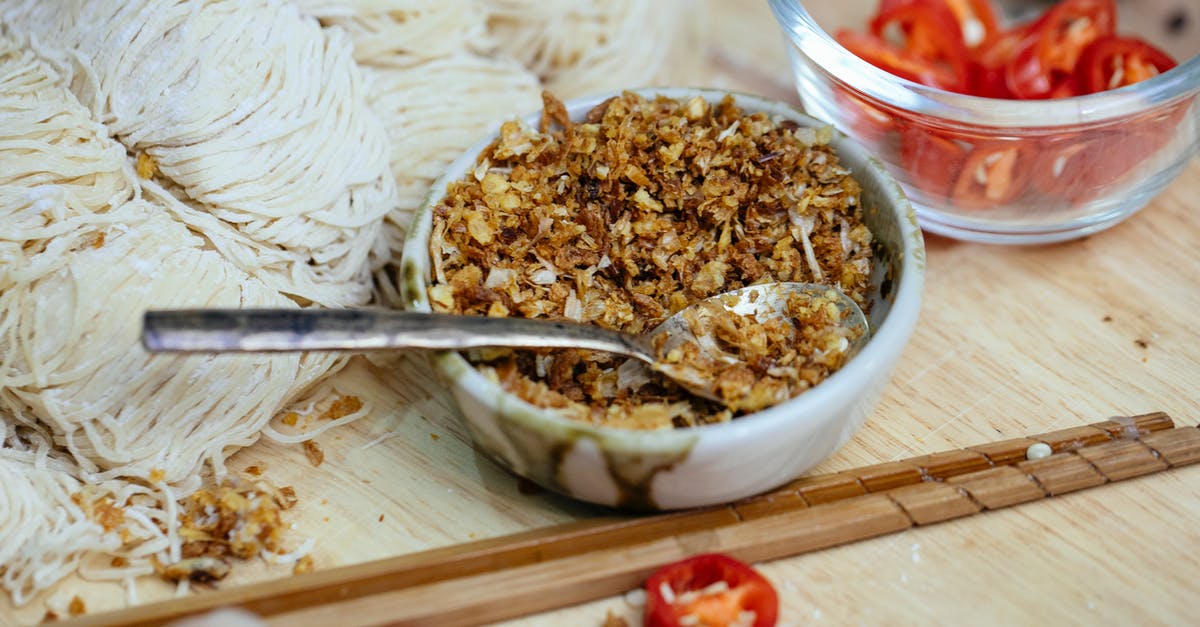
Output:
top-left (399, 86), bottom-right (925, 449)
top-left (767, 0), bottom-right (1200, 127)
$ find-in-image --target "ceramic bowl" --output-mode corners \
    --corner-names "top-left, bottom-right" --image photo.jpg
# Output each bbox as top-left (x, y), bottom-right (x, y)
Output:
top-left (399, 87), bottom-right (924, 510)
top-left (769, 0), bottom-right (1200, 244)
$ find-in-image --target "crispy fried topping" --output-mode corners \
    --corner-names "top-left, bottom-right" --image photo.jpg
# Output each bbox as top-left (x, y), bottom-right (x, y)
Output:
top-left (663, 288), bottom-right (864, 413)
top-left (170, 478), bottom-right (298, 571)
top-left (430, 92), bottom-right (873, 429)
top-left (135, 152), bottom-right (157, 179)
top-left (303, 440), bottom-right (325, 467)
top-left (319, 395), bottom-right (363, 421)
top-left (159, 557), bottom-right (231, 583)
top-left (293, 554), bottom-right (315, 576)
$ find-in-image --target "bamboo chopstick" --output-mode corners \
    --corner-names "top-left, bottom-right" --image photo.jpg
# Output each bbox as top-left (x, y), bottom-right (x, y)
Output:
top-left (67, 412), bottom-right (1197, 627)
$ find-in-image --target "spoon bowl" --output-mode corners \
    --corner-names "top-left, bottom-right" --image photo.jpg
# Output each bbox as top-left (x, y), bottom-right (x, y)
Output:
top-left (141, 282), bottom-right (867, 409)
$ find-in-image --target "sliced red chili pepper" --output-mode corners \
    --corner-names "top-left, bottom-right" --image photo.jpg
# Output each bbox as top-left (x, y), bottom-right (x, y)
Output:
top-left (1047, 72), bottom-right (1085, 98)
top-left (1034, 112), bottom-right (1180, 203)
top-left (951, 141), bottom-right (1032, 209)
top-left (832, 84), bottom-right (896, 143)
top-left (967, 22), bottom-right (1033, 98)
top-left (1031, 137), bottom-right (1096, 202)
top-left (876, 0), bottom-right (999, 45)
top-left (644, 553), bottom-right (779, 627)
top-left (836, 29), bottom-right (965, 92)
top-left (941, 0), bottom-right (1001, 48)
top-left (1005, 0), bottom-right (1117, 99)
top-left (869, 0), bottom-right (970, 90)
top-left (1077, 35), bottom-right (1178, 93)
top-left (899, 125), bottom-right (968, 199)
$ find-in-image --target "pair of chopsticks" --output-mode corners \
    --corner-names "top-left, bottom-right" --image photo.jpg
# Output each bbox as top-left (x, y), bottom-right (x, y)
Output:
top-left (70, 412), bottom-right (1199, 626)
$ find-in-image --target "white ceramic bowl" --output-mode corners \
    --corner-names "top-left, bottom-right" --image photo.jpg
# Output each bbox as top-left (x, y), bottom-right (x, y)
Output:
top-left (399, 87), bottom-right (925, 510)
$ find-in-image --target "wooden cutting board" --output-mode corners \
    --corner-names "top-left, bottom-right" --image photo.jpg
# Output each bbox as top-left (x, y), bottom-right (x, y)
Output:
top-left (7, 1), bottom-right (1197, 625)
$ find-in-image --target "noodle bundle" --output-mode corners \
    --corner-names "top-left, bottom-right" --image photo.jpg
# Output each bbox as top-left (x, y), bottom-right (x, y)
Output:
top-left (295, 0), bottom-right (490, 63)
top-left (6, 0), bottom-right (398, 307)
top-left (484, 0), bottom-right (707, 98)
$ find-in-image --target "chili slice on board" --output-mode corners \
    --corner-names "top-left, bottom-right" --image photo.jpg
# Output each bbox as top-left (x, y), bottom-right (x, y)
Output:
top-left (644, 553), bottom-right (779, 627)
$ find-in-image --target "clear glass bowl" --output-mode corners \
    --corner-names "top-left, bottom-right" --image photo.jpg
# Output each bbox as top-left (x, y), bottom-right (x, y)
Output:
top-left (769, 0), bottom-right (1200, 244)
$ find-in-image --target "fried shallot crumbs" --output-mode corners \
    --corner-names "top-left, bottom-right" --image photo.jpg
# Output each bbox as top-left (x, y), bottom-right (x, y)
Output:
top-left (430, 91), bottom-right (874, 429)
top-left (159, 478), bottom-right (304, 583)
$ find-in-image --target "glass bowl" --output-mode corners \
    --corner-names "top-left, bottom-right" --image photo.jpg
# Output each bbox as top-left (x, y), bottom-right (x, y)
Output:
top-left (768, 0), bottom-right (1200, 244)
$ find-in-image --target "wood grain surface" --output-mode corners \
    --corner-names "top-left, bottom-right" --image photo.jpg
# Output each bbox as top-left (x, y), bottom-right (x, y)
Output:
top-left (6, 1), bottom-right (1197, 626)
top-left (52, 417), bottom-right (1197, 627)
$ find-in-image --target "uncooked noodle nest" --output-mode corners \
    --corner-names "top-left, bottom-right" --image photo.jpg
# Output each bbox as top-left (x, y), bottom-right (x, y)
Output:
top-left (0, 0), bottom-right (704, 612)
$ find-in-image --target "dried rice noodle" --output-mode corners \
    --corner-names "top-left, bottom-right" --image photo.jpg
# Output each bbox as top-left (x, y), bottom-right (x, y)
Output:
top-left (5, 0), bottom-right (398, 307)
top-left (0, 23), bottom-right (346, 608)
top-left (484, 0), bottom-right (707, 98)
top-left (295, 0), bottom-right (491, 63)
top-left (0, 427), bottom-right (169, 609)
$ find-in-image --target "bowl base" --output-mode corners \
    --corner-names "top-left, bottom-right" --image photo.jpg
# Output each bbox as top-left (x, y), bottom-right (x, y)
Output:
top-left (913, 203), bottom-right (1150, 245)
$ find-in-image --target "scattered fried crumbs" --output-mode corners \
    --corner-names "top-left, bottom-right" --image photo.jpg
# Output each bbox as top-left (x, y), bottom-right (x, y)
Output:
top-left (111, 556), bottom-right (128, 568)
top-left (1135, 338), bottom-right (1149, 349)
top-left (319, 395), bottom-right (363, 420)
top-left (71, 492), bottom-right (127, 532)
top-left (42, 610), bottom-right (58, 622)
top-left (155, 477), bottom-right (309, 585)
top-left (149, 468), bottom-right (166, 483)
top-left (1102, 314), bottom-right (1113, 322)
top-left (378, 513), bottom-right (385, 522)
top-left (178, 481), bottom-right (290, 561)
top-left (430, 433), bottom-right (440, 441)
top-left (157, 556), bottom-right (230, 584)
top-left (135, 152), bottom-right (158, 179)
top-left (277, 486), bottom-right (298, 510)
top-left (603, 610), bottom-right (630, 627)
top-left (90, 232), bottom-right (106, 248)
top-left (244, 465), bottom-right (264, 476)
top-left (68, 596), bottom-right (85, 617)
top-left (293, 555), bottom-right (314, 576)
top-left (303, 440), bottom-right (325, 467)
top-left (280, 411), bottom-right (300, 426)
top-left (92, 497), bottom-right (127, 532)
top-left (430, 91), bottom-right (873, 429)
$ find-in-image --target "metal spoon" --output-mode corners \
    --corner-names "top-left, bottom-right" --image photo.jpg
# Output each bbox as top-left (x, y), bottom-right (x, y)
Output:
top-left (141, 282), bottom-right (868, 406)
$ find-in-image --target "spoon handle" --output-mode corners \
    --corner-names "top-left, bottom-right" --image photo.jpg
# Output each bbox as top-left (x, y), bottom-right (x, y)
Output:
top-left (142, 309), bottom-right (653, 363)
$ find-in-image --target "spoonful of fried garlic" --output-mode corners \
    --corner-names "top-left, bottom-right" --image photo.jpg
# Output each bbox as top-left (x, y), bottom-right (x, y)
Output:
top-left (141, 282), bottom-right (868, 409)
